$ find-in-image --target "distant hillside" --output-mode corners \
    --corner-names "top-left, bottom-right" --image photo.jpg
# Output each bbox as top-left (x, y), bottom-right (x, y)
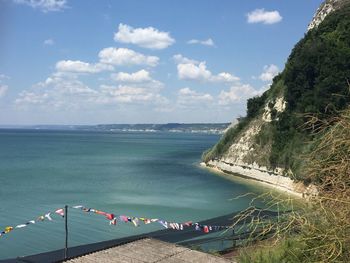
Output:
top-left (91, 123), bottom-right (229, 134)
top-left (203, 1), bottom-right (350, 182)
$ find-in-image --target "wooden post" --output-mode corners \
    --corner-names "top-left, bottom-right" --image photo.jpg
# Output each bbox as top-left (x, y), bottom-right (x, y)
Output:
top-left (64, 205), bottom-right (68, 260)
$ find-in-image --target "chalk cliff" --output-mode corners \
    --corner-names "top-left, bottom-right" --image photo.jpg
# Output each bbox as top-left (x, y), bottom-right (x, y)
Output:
top-left (203, 0), bottom-right (350, 197)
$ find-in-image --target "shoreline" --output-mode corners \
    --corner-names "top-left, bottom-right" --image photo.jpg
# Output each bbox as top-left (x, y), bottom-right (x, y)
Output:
top-left (200, 161), bottom-right (317, 199)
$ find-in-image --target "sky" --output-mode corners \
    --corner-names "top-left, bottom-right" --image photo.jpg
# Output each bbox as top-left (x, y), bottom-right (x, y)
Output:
top-left (0, 0), bottom-right (323, 125)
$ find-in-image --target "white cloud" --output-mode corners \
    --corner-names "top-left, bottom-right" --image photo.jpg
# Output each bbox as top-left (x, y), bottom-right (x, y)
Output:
top-left (0, 74), bottom-right (9, 98)
top-left (15, 90), bottom-right (49, 105)
top-left (173, 54), bottom-right (199, 64)
top-left (98, 85), bottom-right (166, 104)
top-left (177, 62), bottom-right (212, 82)
top-left (0, 85), bottom-right (8, 98)
top-left (112, 69), bottom-right (152, 83)
top-left (15, 71), bottom-right (166, 110)
top-left (175, 57), bottom-right (239, 84)
top-left (247, 9), bottom-right (282, 24)
top-left (212, 72), bottom-right (240, 83)
top-left (187, 38), bottom-right (215, 47)
top-left (114, 23), bottom-right (175, 50)
top-left (0, 74), bottom-right (10, 80)
top-left (43, 39), bottom-right (55, 45)
top-left (259, 64), bottom-right (279, 82)
top-left (13, 0), bottom-right (67, 12)
top-left (218, 84), bottom-right (262, 105)
top-left (111, 69), bottom-right (164, 90)
top-left (15, 73), bottom-right (98, 109)
top-left (56, 60), bottom-right (113, 74)
top-left (99, 47), bottom-right (159, 67)
top-left (177, 87), bottom-right (213, 106)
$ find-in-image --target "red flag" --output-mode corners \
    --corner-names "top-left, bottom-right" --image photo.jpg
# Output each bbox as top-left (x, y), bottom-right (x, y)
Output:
top-left (105, 213), bottom-right (114, 220)
top-left (203, 225), bottom-right (209, 233)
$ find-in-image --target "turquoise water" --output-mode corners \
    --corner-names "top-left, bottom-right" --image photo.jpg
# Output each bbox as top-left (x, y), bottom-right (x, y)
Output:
top-left (0, 129), bottom-right (266, 259)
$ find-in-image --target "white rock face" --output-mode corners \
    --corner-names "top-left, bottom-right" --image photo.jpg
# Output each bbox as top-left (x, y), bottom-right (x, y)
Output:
top-left (223, 120), bottom-right (262, 164)
top-left (308, 0), bottom-right (349, 31)
top-left (206, 95), bottom-right (302, 194)
top-left (274, 97), bottom-right (287, 112)
top-left (217, 98), bottom-right (287, 174)
top-left (206, 160), bottom-right (317, 198)
top-left (262, 96), bottom-right (287, 122)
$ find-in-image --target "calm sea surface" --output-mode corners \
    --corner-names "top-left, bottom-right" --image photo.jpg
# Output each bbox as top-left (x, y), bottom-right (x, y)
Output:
top-left (0, 129), bottom-right (267, 259)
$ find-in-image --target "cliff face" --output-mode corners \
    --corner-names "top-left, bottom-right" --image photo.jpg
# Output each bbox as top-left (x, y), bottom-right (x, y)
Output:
top-left (203, 0), bottom-right (350, 194)
top-left (308, 0), bottom-right (350, 31)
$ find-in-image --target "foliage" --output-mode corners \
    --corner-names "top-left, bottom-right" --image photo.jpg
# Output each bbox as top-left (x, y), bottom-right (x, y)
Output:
top-left (202, 118), bottom-right (249, 162)
top-left (247, 92), bottom-right (268, 119)
top-left (235, 108), bottom-right (350, 262)
top-left (269, 5), bottom-right (350, 173)
top-left (239, 238), bottom-right (305, 263)
top-left (203, 6), bottom-right (350, 180)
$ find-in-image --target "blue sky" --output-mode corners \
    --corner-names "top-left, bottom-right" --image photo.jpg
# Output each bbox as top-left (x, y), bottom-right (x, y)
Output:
top-left (0, 0), bottom-right (323, 125)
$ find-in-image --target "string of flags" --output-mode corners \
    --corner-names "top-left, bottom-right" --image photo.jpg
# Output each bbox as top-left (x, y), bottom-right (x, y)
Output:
top-left (0, 205), bottom-right (231, 238)
top-left (0, 208), bottom-right (65, 238)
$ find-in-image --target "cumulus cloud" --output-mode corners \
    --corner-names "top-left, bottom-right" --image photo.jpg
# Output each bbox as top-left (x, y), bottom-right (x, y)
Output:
top-left (218, 84), bottom-right (262, 105)
top-left (13, 0), bottom-right (68, 12)
top-left (212, 72), bottom-right (240, 83)
top-left (177, 62), bottom-right (212, 82)
top-left (114, 23), bottom-right (175, 49)
top-left (187, 38), bottom-right (215, 47)
top-left (15, 73), bottom-right (98, 109)
top-left (112, 69), bottom-right (152, 83)
top-left (175, 56), bottom-right (239, 84)
top-left (173, 54), bottom-right (199, 64)
top-left (111, 69), bottom-right (164, 90)
top-left (56, 60), bottom-right (113, 73)
top-left (0, 74), bottom-right (10, 80)
top-left (177, 87), bottom-right (213, 106)
top-left (0, 74), bottom-right (9, 98)
top-left (98, 85), bottom-right (166, 104)
top-left (15, 70), bottom-right (166, 110)
top-left (99, 47), bottom-right (159, 67)
top-left (43, 39), bottom-right (55, 45)
top-left (259, 64), bottom-right (279, 82)
top-left (0, 85), bottom-right (8, 98)
top-left (247, 9), bottom-right (282, 24)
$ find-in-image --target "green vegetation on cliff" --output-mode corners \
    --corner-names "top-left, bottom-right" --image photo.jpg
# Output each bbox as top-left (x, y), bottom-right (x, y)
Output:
top-left (238, 108), bottom-right (350, 262)
top-left (203, 5), bottom-right (350, 180)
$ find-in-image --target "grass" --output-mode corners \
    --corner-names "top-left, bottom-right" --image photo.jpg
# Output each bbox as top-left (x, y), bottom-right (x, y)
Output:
top-left (231, 107), bottom-right (350, 262)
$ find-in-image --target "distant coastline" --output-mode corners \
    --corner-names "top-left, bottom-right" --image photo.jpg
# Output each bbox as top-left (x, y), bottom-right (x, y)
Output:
top-left (0, 123), bottom-right (230, 135)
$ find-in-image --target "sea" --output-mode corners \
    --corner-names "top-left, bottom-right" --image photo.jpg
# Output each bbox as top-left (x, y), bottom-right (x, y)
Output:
top-left (0, 129), bottom-right (270, 260)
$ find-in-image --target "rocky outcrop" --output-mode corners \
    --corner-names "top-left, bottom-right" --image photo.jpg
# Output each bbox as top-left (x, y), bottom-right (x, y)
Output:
top-left (203, 0), bottom-right (350, 198)
top-left (220, 96), bottom-right (286, 170)
top-left (205, 160), bottom-right (317, 198)
top-left (308, 0), bottom-right (350, 31)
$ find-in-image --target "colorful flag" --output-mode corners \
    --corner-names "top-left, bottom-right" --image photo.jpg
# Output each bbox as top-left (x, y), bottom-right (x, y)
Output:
top-left (109, 218), bottom-right (117, 225)
top-left (158, 220), bottom-right (168, 229)
top-left (131, 217), bottom-right (139, 227)
top-left (4, 227), bottom-right (13, 233)
top-left (55, 208), bottom-right (64, 217)
top-left (105, 213), bottom-right (114, 220)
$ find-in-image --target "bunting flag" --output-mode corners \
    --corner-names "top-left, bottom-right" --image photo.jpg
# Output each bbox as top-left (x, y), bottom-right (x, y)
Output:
top-left (45, 213), bottom-right (53, 221)
top-left (1, 204), bottom-right (233, 239)
top-left (0, 209), bottom-right (61, 238)
top-left (55, 208), bottom-right (65, 217)
top-left (72, 205), bottom-right (232, 234)
top-left (15, 224), bottom-right (27, 229)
